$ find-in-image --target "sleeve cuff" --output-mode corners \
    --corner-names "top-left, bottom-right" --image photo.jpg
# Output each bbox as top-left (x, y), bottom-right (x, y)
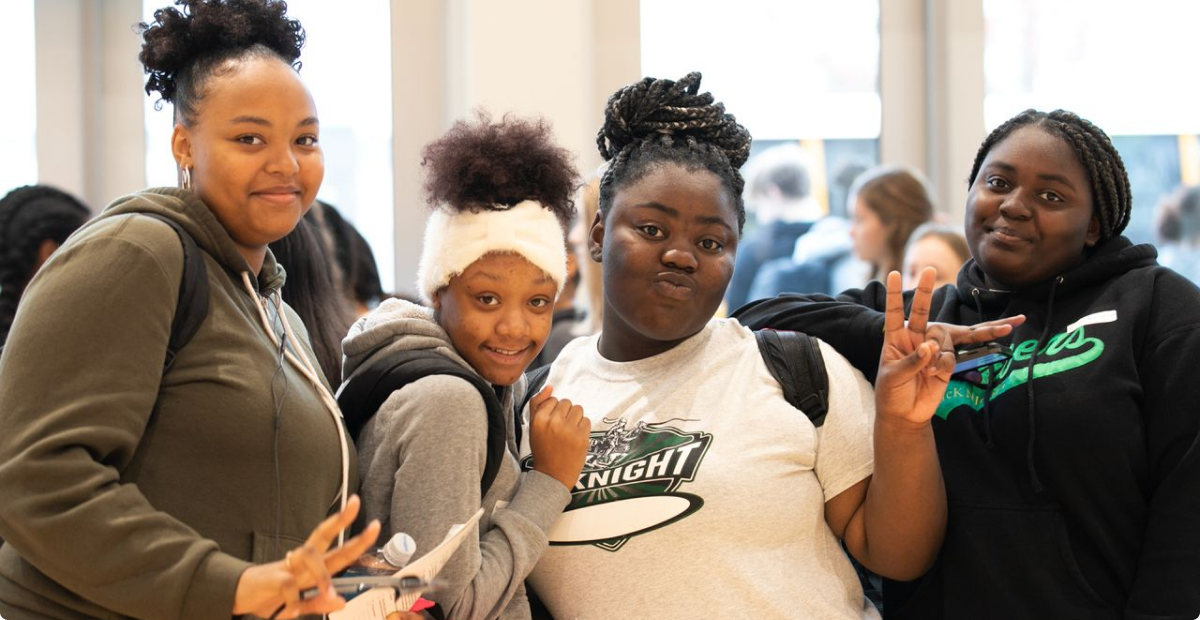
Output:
top-left (505, 470), bottom-right (572, 533)
top-left (180, 551), bottom-right (253, 620)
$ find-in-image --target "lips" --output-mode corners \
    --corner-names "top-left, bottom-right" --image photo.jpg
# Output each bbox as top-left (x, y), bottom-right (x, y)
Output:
top-left (481, 344), bottom-right (532, 366)
top-left (987, 225), bottom-right (1030, 245)
top-left (652, 272), bottom-right (696, 301)
top-left (251, 186), bottom-right (302, 206)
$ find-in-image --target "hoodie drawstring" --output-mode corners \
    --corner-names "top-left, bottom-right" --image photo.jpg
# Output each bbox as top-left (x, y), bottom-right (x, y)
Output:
top-left (971, 288), bottom-right (997, 449)
top-left (242, 271), bottom-right (350, 545)
top-left (1024, 276), bottom-right (1062, 495)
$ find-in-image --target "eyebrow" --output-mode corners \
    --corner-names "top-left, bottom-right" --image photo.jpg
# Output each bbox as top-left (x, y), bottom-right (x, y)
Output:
top-left (229, 115), bottom-right (319, 128)
top-left (630, 201), bottom-right (735, 232)
top-left (986, 160), bottom-right (1077, 191)
top-left (465, 271), bottom-right (554, 286)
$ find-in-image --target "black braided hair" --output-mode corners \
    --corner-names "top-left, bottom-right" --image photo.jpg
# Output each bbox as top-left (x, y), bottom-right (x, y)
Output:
top-left (0, 185), bottom-right (91, 346)
top-left (967, 109), bottom-right (1132, 242)
top-left (138, 0), bottom-right (305, 124)
top-left (421, 111), bottom-right (579, 231)
top-left (596, 72), bottom-right (752, 232)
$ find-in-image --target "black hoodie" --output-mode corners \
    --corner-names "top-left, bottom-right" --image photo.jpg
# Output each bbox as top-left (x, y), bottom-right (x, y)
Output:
top-left (734, 237), bottom-right (1200, 620)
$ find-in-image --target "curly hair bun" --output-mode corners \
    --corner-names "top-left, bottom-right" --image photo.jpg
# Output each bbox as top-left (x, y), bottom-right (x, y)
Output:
top-left (139, 0), bottom-right (305, 103)
top-left (421, 111), bottom-right (579, 230)
top-left (597, 72), bottom-right (751, 170)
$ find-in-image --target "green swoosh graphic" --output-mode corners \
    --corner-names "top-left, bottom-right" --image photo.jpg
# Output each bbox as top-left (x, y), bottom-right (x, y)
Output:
top-left (936, 328), bottom-right (1105, 418)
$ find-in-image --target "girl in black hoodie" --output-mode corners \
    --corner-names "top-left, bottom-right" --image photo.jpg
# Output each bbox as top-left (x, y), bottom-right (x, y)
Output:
top-left (734, 109), bottom-right (1200, 620)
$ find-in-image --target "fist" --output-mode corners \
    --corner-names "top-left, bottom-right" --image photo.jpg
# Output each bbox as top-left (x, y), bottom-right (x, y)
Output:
top-left (528, 385), bottom-right (591, 490)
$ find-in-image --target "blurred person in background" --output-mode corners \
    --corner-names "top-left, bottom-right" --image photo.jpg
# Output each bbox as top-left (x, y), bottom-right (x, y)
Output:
top-left (0, 185), bottom-right (91, 347)
top-left (321, 200), bottom-right (387, 317)
top-left (725, 143), bottom-right (821, 309)
top-left (902, 222), bottom-right (970, 290)
top-left (1154, 184), bottom-right (1200, 284)
top-left (849, 166), bottom-right (935, 284)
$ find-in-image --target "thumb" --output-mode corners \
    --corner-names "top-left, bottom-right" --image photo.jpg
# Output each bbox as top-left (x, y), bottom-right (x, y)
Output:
top-left (529, 385), bottom-right (554, 411)
top-left (883, 341), bottom-right (936, 382)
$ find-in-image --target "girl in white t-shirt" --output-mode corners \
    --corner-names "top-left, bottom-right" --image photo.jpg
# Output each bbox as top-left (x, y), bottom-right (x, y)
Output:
top-left (519, 73), bottom-right (1015, 620)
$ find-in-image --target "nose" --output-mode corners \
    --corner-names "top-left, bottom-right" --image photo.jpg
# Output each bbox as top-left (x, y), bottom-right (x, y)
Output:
top-left (662, 241), bottom-right (698, 272)
top-left (998, 189), bottom-right (1032, 220)
top-left (266, 143), bottom-right (300, 177)
top-left (495, 305), bottom-right (531, 340)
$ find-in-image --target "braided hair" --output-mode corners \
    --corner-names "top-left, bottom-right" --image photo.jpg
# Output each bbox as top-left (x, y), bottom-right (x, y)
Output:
top-left (0, 185), bottom-right (91, 346)
top-left (421, 111), bottom-right (579, 230)
top-left (968, 109), bottom-right (1132, 243)
top-left (138, 0), bottom-right (305, 124)
top-left (596, 72), bottom-right (752, 231)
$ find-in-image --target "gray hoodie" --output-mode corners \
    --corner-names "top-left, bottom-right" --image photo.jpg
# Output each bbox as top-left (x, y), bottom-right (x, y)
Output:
top-left (343, 299), bottom-right (569, 620)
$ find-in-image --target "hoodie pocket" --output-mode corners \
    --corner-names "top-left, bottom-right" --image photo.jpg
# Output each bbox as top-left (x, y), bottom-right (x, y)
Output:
top-left (940, 503), bottom-right (1115, 620)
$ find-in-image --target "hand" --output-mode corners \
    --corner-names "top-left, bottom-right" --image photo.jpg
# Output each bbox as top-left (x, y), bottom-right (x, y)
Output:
top-left (386, 613), bottom-right (425, 620)
top-left (932, 315), bottom-right (1025, 347)
top-left (875, 269), bottom-right (956, 427)
top-left (233, 494), bottom-right (382, 619)
top-left (528, 385), bottom-right (591, 490)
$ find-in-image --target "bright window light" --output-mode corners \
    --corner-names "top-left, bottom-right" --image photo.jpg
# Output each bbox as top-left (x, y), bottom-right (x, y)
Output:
top-left (0, 0), bottom-right (38, 192)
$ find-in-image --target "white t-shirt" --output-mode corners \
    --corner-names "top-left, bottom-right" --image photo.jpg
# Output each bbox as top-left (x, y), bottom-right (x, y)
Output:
top-left (519, 318), bottom-right (880, 620)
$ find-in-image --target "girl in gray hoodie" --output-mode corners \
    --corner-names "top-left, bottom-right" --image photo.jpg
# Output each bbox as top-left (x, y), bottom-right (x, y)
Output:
top-left (342, 113), bottom-right (590, 620)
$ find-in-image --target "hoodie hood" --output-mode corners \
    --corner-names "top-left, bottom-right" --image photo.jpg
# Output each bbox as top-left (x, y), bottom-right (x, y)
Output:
top-left (99, 187), bottom-right (287, 293)
top-left (340, 298), bottom-right (473, 383)
top-left (955, 236), bottom-right (1158, 317)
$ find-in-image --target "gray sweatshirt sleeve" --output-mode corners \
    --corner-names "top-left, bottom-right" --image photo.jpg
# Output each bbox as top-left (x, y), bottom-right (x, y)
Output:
top-left (367, 375), bottom-right (569, 620)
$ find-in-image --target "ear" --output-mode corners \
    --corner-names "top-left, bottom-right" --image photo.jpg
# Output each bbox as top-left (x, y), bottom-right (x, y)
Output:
top-left (171, 123), bottom-right (193, 171)
top-left (32, 239), bottom-right (60, 275)
top-left (1084, 214), bottom-right (1101, 247)
top-left (430, 288), bottom-right (443, 311)
top-left (588, 210), bottom-right (606, 263)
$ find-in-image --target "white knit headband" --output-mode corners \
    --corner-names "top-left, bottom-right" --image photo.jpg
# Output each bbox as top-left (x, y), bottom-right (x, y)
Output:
top-left (416, 200), bottom-right (568, 304)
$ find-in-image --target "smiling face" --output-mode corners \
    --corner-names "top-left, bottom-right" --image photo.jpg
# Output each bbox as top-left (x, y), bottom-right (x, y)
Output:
top-left (434, 252), bottom-right (557, 386)
top-left (172, 55), bottom-right (323, 269)
top-left (966, 125), bottom-right (1100, 289)
top-left (590, 163), bottom-right (738, 362)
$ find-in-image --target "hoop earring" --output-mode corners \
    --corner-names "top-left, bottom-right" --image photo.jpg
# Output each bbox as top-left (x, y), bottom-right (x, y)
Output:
top-left (181, 166), bottom-right (193, 192)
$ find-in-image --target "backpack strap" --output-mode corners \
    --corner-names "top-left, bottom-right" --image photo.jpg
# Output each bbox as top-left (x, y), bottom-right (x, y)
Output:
top-left (138, 214), bottom-right (210, 373)
top-left (514, 364), bottom-right (552, 449)
top-left (337, 350), bottom-right (507, 497)
top-left (755, 329), bottom-right (829, 427)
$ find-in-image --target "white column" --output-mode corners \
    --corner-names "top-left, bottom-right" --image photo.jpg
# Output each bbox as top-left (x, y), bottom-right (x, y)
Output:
top-left (879, 0), bottom-right (929, 180)
top-left (925, 0), bottom-right (986, 223)
top-left (36, 0), bottom-right (147, 212)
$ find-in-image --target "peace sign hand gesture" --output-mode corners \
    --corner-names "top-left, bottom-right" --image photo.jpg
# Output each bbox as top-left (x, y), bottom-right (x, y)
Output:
top-left (874, 268), bottom-right (955, 427)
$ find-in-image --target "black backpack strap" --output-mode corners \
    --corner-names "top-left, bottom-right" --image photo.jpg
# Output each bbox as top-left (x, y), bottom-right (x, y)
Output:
top-left (514, 364), bottom-right (552, 448)
top-left (755, 329), bottom-right (829, 426)
top-left (337, 350), bottom-right (507, 497)
top-left (138, 214), bottom-right (209, 373)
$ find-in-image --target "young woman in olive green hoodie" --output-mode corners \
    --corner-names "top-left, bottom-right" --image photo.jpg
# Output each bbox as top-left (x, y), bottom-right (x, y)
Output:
top-left (0, 2), bottom-right (399, 619)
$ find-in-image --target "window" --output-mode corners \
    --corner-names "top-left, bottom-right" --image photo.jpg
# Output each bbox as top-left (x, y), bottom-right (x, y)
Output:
top-left (141, 0), bottom-right (395, 288)
top-left (0, 0), bottom-right (38, 192)
top-left (984, 0), bottom-right (1200, 245)
top-left (641, 0), bottom-right (881, 218)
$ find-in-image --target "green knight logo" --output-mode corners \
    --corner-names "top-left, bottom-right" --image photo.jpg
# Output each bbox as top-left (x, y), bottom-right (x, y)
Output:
top-left (521, 417), bottom-right (711, 552)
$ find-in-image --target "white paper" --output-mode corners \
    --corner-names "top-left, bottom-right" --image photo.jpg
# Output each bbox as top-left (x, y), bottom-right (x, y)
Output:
top-left (330, 507), bottom-right (484, 620)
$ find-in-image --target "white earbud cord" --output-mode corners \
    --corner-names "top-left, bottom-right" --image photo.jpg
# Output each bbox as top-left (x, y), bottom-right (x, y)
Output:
top-left (241, 271), bottom-right (349, 546)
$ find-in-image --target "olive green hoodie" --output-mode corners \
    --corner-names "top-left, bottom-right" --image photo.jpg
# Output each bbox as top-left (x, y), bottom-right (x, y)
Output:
top-left (0, 188), bottom-right (353, 620)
